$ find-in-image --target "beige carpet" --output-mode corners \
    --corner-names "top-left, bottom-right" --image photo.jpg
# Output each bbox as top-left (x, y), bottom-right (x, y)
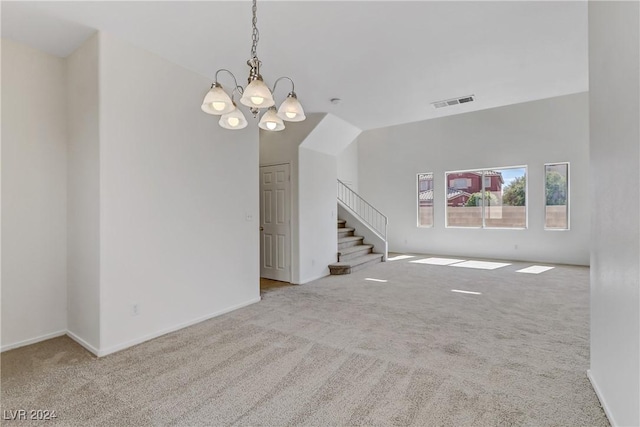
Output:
top-left (1, 254), bottom-right (608, 426)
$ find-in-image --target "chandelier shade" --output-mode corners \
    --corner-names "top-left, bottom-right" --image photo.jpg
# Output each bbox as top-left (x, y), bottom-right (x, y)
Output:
top-left (240, 78), bottom-right (275, 109)
top-left (201, 83), bottom-right (235, 115)
top-left (277, 93), bottom-right (306, 122)
top-left (258, 107), bottom-right (285, 131)
top-left (219, 106), bottom-right (248, 130)
top-left (201, 0), bottom-right (305, 131)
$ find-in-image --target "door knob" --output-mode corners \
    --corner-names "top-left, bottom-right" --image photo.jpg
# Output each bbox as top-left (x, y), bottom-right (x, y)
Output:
top-left (260, 226), bottom-right (264, 231)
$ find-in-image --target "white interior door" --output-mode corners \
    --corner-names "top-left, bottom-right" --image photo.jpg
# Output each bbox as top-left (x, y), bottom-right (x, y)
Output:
top-left (260, 164), bottom-right (291, 282)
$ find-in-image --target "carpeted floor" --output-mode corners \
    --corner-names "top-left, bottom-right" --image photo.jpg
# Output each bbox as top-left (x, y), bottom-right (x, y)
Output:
top-left (1, 254), bottom-right (608, 426)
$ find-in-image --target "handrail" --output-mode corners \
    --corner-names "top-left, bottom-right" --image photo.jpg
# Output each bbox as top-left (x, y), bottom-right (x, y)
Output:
top-left (337, 179), bottom-right (388, 240)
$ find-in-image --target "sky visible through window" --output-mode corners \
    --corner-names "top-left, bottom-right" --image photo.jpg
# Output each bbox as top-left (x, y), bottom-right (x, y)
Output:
top-left (500, 167), bottom-right (526, 187)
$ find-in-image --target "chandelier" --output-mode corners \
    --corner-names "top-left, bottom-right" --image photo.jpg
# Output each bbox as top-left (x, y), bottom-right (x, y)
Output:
top-left (200, 0), bottom-right (306, 131)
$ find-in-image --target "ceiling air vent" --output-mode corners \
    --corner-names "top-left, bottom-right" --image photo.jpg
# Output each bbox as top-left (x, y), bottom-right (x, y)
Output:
top-left (432, 95), bottom-right (475, 109)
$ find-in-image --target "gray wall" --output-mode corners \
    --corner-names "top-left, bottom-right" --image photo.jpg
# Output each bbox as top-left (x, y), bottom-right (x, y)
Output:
top-left (1, 39), bottom-right (68, 350)
top-left (337, 140), bottom-right (359, 192)
top-left (299, 148), bottom-right (338, 283)
top-left (98, 32), bottom-right (260, 354)
top-left (588, 2), bottom-right (640, 426)
top-left (66, 34), bottom-right (101, 351)
top-left (357, 92), bottom-right (590, 265)
top-left (2, 32), bottom-right (263, 357)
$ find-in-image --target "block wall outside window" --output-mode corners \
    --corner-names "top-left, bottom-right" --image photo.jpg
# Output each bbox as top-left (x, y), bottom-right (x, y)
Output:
top-left (544, 163), bottom-right (569, 230)
top-left (417, 173), bottom-right (434, 227)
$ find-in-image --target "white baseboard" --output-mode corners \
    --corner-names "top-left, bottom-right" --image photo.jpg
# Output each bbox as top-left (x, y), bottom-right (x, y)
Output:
top-left (0, 330), bottom-right (66, 353)
top-left (97, 296), bottom-right (262, 357)
top-left (0, 297), bottom-right (262, 358)
top-left (66, 330), bottom-right (100, 356)
top-left (587, 369), bottom-right (618, 427)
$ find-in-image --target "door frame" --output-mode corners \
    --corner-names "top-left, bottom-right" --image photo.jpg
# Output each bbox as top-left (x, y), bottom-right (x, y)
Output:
top-left (259, 162), bottom-right (293, 282)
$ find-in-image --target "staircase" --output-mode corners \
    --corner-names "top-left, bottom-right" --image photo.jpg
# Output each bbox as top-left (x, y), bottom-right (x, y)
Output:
top-left (329, 219), bottom-right (384, 275)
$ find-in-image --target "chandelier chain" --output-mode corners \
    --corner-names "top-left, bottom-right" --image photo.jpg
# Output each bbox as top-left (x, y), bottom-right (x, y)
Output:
top-left (250, 0), bottom-right (259, 60)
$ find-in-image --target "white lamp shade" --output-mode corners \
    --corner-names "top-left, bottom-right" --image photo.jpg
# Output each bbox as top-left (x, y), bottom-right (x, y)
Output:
top-left (201, 85), bottom-right (235, 115)
top-left (258, 107), bottom-right (285, 131)
top-left (240, 79), bottom-right (275, 109)
top-left (277, 95), bottom-right (306, 122)
top-left (219, 108), bottom-right (248, 130)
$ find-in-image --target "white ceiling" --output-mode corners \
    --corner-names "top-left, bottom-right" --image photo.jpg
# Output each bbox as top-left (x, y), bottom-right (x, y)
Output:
top-left (1, 1), bottom-right (588, 131)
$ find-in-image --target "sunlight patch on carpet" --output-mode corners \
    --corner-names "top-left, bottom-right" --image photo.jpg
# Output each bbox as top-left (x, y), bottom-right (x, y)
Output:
top-left (516, 265), bottom-right (555, 274)
top-left (411, 257), bottom-right (466, 265)
top-left (365, 278), bottom-right (388, 282)
top-left (451, 289), bottom-right (482, 295)
top-left (451, 260), bottom-right (511, 270)
top-left (387, 255), bottom-right (415, 261)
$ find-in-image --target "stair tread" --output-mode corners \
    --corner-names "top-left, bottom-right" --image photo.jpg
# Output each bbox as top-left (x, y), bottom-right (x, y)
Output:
top-left (337, 219), bottom-right (346, 224)
top-left (338, 244), bottom-right (374, 255)
top-left (337, 227), bottom-right (355, 233)
top-left (338, 236), bottom-right (364, 244)
top-left (329, 253), bottom-right (383, 268)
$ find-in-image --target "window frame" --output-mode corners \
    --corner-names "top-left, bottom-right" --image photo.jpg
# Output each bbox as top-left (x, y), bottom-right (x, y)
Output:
top-left (444, 165), bottom-right (528, 230)
top-left (543, 162), bottom-right (570, 231)
top-left (417, 172), bottom-right (434, 228)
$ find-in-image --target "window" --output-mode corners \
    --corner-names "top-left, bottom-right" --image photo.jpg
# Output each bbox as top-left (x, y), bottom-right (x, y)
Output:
top-left (445, 166), bottom-right (527, 229)
top-left (545, 163), bottom-right (569, 229)
top-left (450, 178), bottom-right (471, 190)
top-left (483, 176), bottom-right (492, 189)
top-left (417, 173), bottom-right (433, 227)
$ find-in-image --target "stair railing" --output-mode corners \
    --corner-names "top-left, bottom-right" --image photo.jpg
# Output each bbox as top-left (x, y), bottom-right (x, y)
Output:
top-left (337, 179), bottom-right (388, 241)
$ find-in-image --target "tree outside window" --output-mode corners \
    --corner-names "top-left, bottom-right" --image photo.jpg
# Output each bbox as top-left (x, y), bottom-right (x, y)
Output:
top-left (545, 163), bottom-right (569, 229)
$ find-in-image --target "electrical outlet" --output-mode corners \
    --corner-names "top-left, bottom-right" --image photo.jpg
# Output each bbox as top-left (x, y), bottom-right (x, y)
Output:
top-left (132, 304), bottom-right (140, 316)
